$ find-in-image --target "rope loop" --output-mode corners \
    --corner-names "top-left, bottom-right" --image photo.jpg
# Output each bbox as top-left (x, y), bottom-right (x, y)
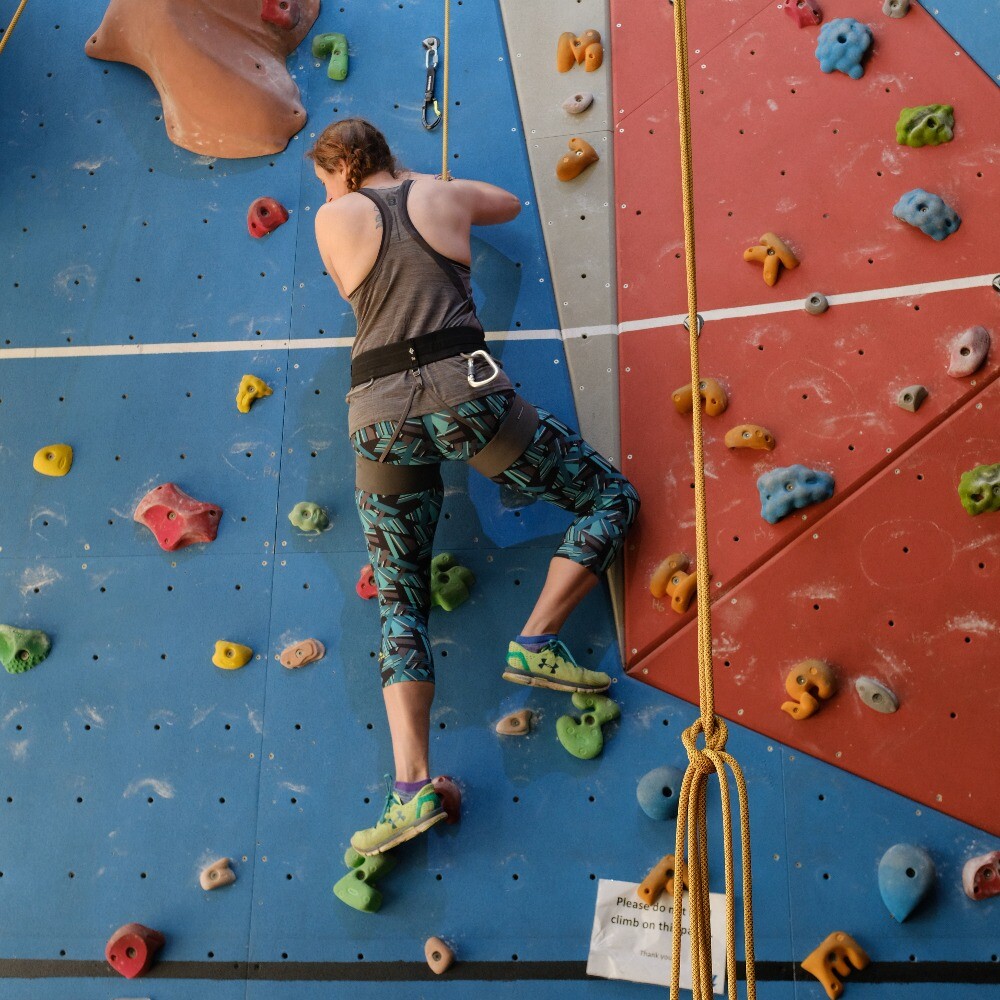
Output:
top-left (682, 716), bottom-right (729, 774)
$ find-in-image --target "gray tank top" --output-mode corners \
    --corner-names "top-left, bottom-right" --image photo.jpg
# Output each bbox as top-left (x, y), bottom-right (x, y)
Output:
top-left (344, 179), bottom-right (512, 434)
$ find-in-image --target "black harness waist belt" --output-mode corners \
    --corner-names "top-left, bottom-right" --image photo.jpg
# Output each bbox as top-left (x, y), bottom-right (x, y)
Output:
top-left (350, 325), bottom-right (487, 388)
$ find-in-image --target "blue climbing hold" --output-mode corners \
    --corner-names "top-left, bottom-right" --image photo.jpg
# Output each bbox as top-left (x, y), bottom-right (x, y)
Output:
top-left (815, 18), bottom-right (872, 79)
top-left (892, 189), bottom-right (962, 241)
top-left (878, 843), bottom-right (935, 922)
top-left (637, 765), bottom-right (685, 821)
top-left (757, 465), bottom-right (835, 524)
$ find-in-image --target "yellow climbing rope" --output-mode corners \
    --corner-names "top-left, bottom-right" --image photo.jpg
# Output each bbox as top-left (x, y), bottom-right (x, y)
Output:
top-left (668, 0), bottom-right (757, 997)
top-left (440, 0), bottom-right (451, 179)
top-left (0, 0), bottom-right (30, 57)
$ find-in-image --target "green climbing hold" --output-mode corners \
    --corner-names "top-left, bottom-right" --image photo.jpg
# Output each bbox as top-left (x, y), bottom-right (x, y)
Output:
top-left (312, 32), bottom-right (349, 81)
top-left (0, 625), bottom-right (51, 675)
top-left (895, 105), bottom-right (954, 148)
top-left (333, 847), bottom-right (397, 913)
top-left (556, 712), bottom-right (605, 759)
top-left (430, 553), bottom-right (475, 611)
top-left (958, 463), bottom-right (1000, 516)
top-left (288, 501), bottom-right (330, 534)
top-left (571, 692), bottom-right (621, 726)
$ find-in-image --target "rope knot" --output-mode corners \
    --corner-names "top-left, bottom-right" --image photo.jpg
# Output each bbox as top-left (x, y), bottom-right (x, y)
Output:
top-left (681, 716), bottom-right (729, 774)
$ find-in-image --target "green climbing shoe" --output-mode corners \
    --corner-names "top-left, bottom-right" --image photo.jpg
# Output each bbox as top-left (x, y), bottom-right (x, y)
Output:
top-left (349, 777), bottom-right (447, 856)
top-left (503, 639), bottom-right (611, 693)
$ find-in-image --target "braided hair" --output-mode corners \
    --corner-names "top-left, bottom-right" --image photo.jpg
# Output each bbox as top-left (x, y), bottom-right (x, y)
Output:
top-left (306, 118), bottom-right (400, 192)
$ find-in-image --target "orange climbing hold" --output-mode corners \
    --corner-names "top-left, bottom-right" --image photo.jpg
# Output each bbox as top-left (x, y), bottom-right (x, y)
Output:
top-left (556, 137), bottom-right (599, 181)
top-left (725, 424), bottom-right (776, 451)
top-left (743, 232), bottom-right (800, 286)
top-left (801, 931), bottom-right (870, 999)
top-left (781, 659), bottom-right (837, 720)
top-left (671, 377), bottom-right (728, 416)
top-left (650, 553), bottom-right (697, 614)
top-left (637, 853), bottom-right (688, 906)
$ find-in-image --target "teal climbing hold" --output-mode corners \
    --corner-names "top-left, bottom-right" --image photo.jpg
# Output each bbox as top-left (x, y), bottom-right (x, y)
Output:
top-left (637, 764), bottom-right (685, 821)
top-left (430, 553), bottom-right (475, 611)
top-left (312, 32), bottom-right (349, 80)
top-left (333, 846), bottom-right (397, 913)
top-left (895, 105), bottom-right (954, 148)
top-left (0, 625), bottom-right (51, 675)
top-left (958, 463), bottom-right (1000, 516)
top-left (878, 843), bottom-right (935, 922)
top-left (557, 694), bottom-right (619, 759)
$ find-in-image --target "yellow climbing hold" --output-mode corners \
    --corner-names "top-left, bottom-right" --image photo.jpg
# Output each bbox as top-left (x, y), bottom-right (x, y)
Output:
top-left (236, 375), bottom-right (273, 413)
top-left (212, 641), bottom-right (253, 670)
top-left (33, 444), bottom-right (74, 477)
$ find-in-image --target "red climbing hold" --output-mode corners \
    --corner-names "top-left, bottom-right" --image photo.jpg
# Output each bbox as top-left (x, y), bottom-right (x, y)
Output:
top-left (261, 0), bottom-right (300, 30)
top-left (433, 775), bottom-right (461, 825)
top-left (247, 197), bottom-right (289, 238)
top-left (784, 0), bottom-right (822, 28)
top-left (356, 564), bottom-right (377, 600)
top-left (134, 483), bottom-right (222, 551)
top-left (105, 922), bottom-right (165, 979)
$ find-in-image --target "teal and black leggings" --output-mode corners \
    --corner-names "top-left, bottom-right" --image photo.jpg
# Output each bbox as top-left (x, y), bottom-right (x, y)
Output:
top-left (352, 390), bottom-right (640, 687)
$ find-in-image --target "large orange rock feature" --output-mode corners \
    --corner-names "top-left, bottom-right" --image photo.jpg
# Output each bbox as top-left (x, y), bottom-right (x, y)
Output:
top-left (85, 0), bottom-right (319, 158)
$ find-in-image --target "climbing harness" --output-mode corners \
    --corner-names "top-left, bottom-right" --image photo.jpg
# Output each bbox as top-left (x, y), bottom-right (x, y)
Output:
top-left (667, 0), bottom-right (757, 996)
top-left (421, 36), bottom-right (442, 131)
top-left (0, 0), bottom-right (30, 57)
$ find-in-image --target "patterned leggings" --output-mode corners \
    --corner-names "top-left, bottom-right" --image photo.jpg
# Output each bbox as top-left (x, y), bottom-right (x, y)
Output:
top-left (353, 390), bottom-right (640, 687)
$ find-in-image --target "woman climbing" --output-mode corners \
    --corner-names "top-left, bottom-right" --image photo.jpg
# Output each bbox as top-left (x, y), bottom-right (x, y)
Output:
top-left (309, 117), bottom-right (640, 856)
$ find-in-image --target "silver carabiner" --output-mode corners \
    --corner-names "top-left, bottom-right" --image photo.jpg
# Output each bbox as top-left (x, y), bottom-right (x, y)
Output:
top-left (422, 37), bottom-right (441, 130)
top-left (464, 349), bottom-right (500, 388)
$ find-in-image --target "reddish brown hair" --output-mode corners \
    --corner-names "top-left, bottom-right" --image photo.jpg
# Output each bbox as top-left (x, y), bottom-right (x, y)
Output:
top-left (306, 118), bottom-right (400, 192)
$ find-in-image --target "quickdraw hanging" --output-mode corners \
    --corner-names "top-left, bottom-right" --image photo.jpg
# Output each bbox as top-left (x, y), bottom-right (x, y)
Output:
top-left (421, 36), bottom-right (442, 130)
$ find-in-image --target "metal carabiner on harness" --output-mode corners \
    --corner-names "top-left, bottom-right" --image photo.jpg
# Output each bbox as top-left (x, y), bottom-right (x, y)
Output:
top-left (464, 349), bottom-right (500, 389)
top-left (421, 36), bottom-right (442, 130)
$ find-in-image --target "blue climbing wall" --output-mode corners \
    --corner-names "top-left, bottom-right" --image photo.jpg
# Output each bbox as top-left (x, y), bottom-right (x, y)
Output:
top-left (1, 2), bottom-right (998, 999)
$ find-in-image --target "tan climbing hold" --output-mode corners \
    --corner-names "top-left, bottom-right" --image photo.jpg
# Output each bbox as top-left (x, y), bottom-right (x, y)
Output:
top-left (279, 638), bottom-right (325, 669)
top-left (637, 853), bottom-right (688, 906)
top-left (33, 444), bottom-right (74, 477)
top-left (556, 31), bottom-right (577, 72)
top-left (562, 91), bottom-right (594, 115)
top-left (200, 857), bottom-right (236, 890)
top-left (744, 232), bottom-right (799, 286)
top-left (424, 936), bottom-right (454, 975)
top-left (781, 659), bottom-right (836, 720)
top-left (495, 708), bottom-right (533, 735)
top-left (801, 931), bottom-right (870, 999)
top-left (671, 378), bottom-right (728, 416)
top-left (212, 641), bottom-right (253, 670)
top-left (236, 374), bottom-right (273, 413)
top-left (725, 424), bottom-right (775, 450)
top-left (556, 137), bottom-right (599, 181)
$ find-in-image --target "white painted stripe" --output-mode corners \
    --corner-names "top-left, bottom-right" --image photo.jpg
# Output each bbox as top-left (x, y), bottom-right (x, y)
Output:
top-left (1, 272), bottom-right (994, 361)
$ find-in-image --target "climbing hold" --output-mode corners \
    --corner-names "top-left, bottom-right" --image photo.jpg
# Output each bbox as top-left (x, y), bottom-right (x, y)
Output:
top-left (584, 42), bottom-right (604, 72)
top-left (356, 564), bottom-right (377, 600)
top-left (636, 764), bottom-right (685, 821)
top-left (430, 553), bottom-right (475, 611)
top-left (854, 676), bottom-right (898, 713)
top-left (556, 31), bottom-right (577, 73)
top-left (261, 0), bottom-right (299, 30)
top-left (757, 465), bottom-right (835, 524)
top-left (804, 292), bottom-right (829, 315)
top-left (288, 501), bottom-right (330, 534)
top-left (815, 18), bottom-right (872, 79)
top-left (895, 105), bottom-right (954, 147)
top-left (781, 659), bottom-right (836, 720)
top-left (105, 923), bottom-right (165, 979)
top-left (784, 0), bottom-right (822, 28)
top-left (279, 638), bottom-right (325, 669)
top-left (893, 189), bottom-right (961, 241)
top-left (199, 857), bottom-right (236, 891)
top-left (883, 0), bottom-right (910, 17)
top-left (312, 32), bottom-right (349, 80)
top-left (236, 375), bottom-right (273, 413)
top-left (334, 846), bottom-right (397, 912)
top-left (0, 625), bottom-right (51, 675)
top-left (496, 708), bottom-right (533, 735)
top-left (743, 232), bottom-right (799, 287)
top-left (572, 29), bottom-right (602, 64)
top-left (802, 931), bottom-right (870, 999)
top-left (32, 444), bottom-right (73, 477)
top-left (212, 641), bottom-right (253, 670)
top-left (134, 483), bottom-right (222, 551)
top-left (946, 325), bottom-right (990, 378)
top-left (725, 424), bottom-right (776, 451)
top-left (878, 844), bottom-right (935, 922)
top-left (637, 853), bottom-right (688, 906)
top-left (557, 695), bottom-right (619, 760)
top-left (425, 936), bottom-right (455, 975)
top-left (896, 385), bottom-right (928, 412)
top-left (556, 137), bottom-right (599, 181)
top-left (562, 91), bottom-right (594, 115)
top-left (572, 692), bottom-right (620, 725)
top-left (962, 850), bottom-right (1000, 901)
top-left (649, 553), bottom-right (697, 614)
top-left (958, 463), bottom-right (1000, 516)
top-left (247, 197), bottom-right (289, 238)
top-left (671, 377), bottom-right (729, 416)
top-left (432, 775), bottom-right (462, 824)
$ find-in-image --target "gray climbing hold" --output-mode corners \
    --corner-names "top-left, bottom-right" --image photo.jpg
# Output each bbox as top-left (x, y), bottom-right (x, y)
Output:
top-left (878, 844), bottom-right (935, 921)
top-left (896, 385), bottom-right (928, 412)
top-left (946, 326), bottom-right (990, 378)
top-left (562, 91), bottom-right (594, 115)
top-left (637, 764), bottom-right (685, 821)
top-left (883, 0), bottom-right (910, 17)
top-left (855, 676), bottom-right (899, 713)
top-left (804, 292), bottom-right (829, 315)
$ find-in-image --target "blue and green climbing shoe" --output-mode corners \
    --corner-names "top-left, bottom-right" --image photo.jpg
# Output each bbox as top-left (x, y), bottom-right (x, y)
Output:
top-left (350, 777), bottom-right (447, 856)
top-left (504, 639), bottom-right (611, 693)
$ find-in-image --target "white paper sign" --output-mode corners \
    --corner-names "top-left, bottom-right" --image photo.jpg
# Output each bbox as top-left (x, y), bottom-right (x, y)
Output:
top-left (587, 878), bottom-right (726, 994)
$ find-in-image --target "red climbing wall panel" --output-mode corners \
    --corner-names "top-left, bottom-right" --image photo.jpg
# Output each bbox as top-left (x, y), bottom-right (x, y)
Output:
top-left (612, 0), bottom-right (1000, 835)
